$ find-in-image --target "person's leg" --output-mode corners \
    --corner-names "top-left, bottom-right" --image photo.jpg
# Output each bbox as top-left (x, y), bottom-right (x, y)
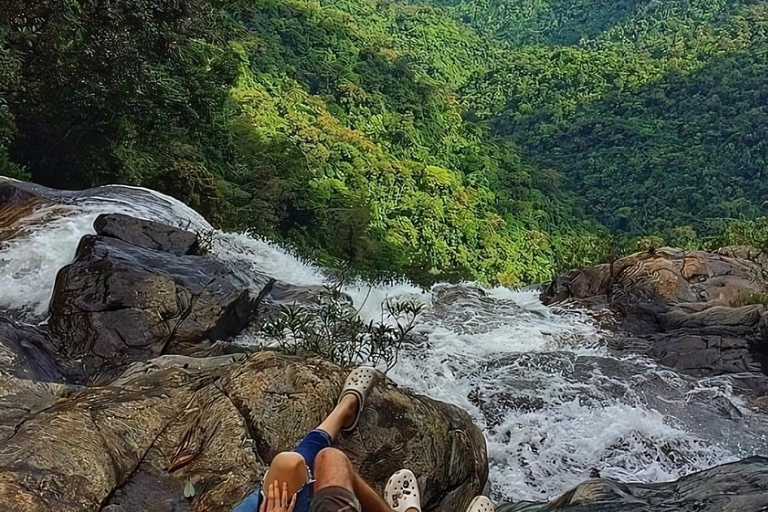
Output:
top-left (292, 393), bottom-right (359, 473)
top-left (236, 367), bottom-right (375, 512)
top-left (312, 448), bottom-right (418, 512)
top-left (261, 394), bottom-right (361, 509)
top-left (318, 393), bottom-right (359, 439)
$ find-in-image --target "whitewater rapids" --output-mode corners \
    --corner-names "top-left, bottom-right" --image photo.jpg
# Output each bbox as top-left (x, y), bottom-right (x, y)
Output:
top-left (1, 180), bottom-right (766, 503)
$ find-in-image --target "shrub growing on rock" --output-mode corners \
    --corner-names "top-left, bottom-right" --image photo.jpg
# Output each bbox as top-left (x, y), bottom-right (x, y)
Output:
top-left (259, 283), bottom-right (423, 370)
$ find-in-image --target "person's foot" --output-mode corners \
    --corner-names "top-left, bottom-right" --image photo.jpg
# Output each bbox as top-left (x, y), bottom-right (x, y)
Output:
top-left (384, 469), bottom-right (421, 512)
top-left (337, 365), bottom-right (379, 432)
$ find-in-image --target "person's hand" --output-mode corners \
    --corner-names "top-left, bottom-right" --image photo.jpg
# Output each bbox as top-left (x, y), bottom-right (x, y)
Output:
top-left (259, 480), bottom-right (297, 512)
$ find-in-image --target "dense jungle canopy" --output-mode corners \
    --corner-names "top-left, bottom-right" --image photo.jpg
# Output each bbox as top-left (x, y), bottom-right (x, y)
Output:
top-left (2, 0), bottom-right (767, 284)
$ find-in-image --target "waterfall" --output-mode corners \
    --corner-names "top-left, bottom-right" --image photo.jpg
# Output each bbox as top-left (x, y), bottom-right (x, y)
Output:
top-left (2, 178), bottom-right (766, 503)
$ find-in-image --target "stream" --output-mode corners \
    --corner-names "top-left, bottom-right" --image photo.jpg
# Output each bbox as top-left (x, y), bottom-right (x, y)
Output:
top-left (1, 179), bottom-right (767, 504)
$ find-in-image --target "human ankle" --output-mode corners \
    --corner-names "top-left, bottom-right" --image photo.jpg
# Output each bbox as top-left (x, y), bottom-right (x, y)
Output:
top-left (339, 393), bottom-right (359, 426)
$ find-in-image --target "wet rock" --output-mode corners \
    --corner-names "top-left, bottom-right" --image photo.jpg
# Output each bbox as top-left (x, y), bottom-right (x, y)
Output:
top-left (0, 352), bottom-right (487, 512)
top-left (646, 332), bottom-right (763, 376)
top-left (0, 181), bottom-right (60, 242)
top-left (543, 248), bottom-right (768, 376)
top-left (94, 213), bottom-right (201, 255)
top-left (497, 456), bottom-right (768, 511)
top-left (48, 234), bottom-right (265, 381)
top-left (0, 318), bottom-right (63, 382)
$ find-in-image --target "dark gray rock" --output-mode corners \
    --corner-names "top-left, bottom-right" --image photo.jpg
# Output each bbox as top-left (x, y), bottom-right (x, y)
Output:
top-left (0, 318), bottom-right (63, 382)
top-left (646, 332), bottom-right (764, 376)
top-left (498, 457), bottom-right (768, 511)
top-left (48, 235), bottom-right (265, 381)
top-left (94, 213), bottom-right (201, 255)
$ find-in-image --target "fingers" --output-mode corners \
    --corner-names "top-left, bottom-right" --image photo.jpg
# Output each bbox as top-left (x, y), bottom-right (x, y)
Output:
top-left (264, 480), bottom-right (296, 512)
top-left (267, 481), bottom-right (276, 512)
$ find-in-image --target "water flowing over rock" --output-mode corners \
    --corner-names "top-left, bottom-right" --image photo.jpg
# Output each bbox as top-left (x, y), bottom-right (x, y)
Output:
top-left (498, 457), bottom-right (768, 511)
top-left (543, 248), bottom-right (768, 377)
top-left (3, 178), bottom-right (768, 511)
top-left (0, 182), bottom-right (487, 511)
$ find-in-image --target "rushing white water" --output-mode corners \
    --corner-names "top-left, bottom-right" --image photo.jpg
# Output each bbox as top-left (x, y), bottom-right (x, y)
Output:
top-left (2, 179), bottom-right (767, 503)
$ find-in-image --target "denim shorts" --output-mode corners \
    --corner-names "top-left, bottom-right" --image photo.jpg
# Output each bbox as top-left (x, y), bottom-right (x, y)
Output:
top-left (232, 429), bottom-right (333, 512)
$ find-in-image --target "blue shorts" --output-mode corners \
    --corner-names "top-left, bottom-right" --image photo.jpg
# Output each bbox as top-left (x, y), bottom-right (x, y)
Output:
top-left (232, 429), bottom-right (333, 512)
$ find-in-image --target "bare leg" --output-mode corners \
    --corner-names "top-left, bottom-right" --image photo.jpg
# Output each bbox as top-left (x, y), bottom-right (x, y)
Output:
top-left (318, 394), bottom-right (359, 440)
top-left (264, 395), bottom-right (359, 497)
top-left (314, 448), bottom-right (418, 512)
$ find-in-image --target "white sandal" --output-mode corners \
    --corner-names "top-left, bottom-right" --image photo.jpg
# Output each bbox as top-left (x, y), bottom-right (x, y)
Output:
top-left (384, 469), bottom-right (421, 512)
top-left (338, 364), bottom-right (379, 432)
top-left (466, 496), bottom-right (494, 512)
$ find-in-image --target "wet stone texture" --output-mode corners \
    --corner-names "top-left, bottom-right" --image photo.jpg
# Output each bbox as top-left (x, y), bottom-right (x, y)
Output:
top-left (543, 247), bottom-right (768, 377)
top-left (48, 234), bottom-right (263, 382)
top-left (498, 457), bottom-right (768, 512)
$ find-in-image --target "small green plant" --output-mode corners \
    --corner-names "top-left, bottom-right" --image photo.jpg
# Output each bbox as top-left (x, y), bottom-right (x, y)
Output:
top-left (259, 283), bottom-right (423, 371)
top-left (731, 291), bottom-right (768, 307)
top-left (194, 228), bottom-right (217, 255)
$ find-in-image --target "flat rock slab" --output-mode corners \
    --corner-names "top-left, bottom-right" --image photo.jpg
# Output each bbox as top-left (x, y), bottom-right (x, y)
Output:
top-left (95, 213), bottom-right (201, 256)
top-left (0, 353), bottom-right (488, 512)
top-left (498, 456), bottom-right (768, 511)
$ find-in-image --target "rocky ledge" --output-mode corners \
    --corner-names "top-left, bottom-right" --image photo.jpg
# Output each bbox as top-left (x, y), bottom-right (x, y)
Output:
top-left (499, 456), bottom-right (768, 511)
top-left (0, 205), bottom-right (487, 512)
top-left (543, 247), bottom-right (768, 380)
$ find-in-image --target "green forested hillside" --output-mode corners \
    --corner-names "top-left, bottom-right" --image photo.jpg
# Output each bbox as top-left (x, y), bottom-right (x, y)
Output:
top-left (451, 0), bottom-right (768, 242)
top-left (1, 0), bottom-right (767, 285)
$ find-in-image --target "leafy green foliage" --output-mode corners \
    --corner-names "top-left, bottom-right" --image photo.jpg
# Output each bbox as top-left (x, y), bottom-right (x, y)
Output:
top-left (716, 217), bottom-right (768, 253)
top-left (3, 0), bottom-right (767, 286)
top-left (259, 283), bottom-right (423, 370)
top-left (461, 0), bottom-right (768, 245)
top-left (0, 0), bottom-right (606, 285)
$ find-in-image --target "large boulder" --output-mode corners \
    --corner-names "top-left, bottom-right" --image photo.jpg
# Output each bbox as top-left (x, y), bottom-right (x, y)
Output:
top-left (48, 234), bottom-right (268, 381)
top-left (543, 248), bottom-right (768, 376)
top-left (0, 352), bottom-right (488, 512)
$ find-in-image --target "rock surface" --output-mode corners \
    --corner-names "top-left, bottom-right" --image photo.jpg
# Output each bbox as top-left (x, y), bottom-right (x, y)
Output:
top-left (48, 234), bottom-right (266, 382)
top-left (543, 248), bottom-right (768, 376)
top-left (0, 207), bottom-right (488, 512)
top-left (94, 213), bottom-right (202, 255)
top-left (0, 352), bottom-right (487, 512)
top-left (0, 181), bottom-right (60, 242)
top-left (498, 456), bottom-right (768, 511)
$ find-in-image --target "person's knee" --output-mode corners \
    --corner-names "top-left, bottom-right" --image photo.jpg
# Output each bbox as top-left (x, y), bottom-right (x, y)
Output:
top-left (314, 448), bottom-right (354, 491)
top-left (315, 447), bottom-right (350, 469)
top-left (266, 452), bottom-right (308, 497)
